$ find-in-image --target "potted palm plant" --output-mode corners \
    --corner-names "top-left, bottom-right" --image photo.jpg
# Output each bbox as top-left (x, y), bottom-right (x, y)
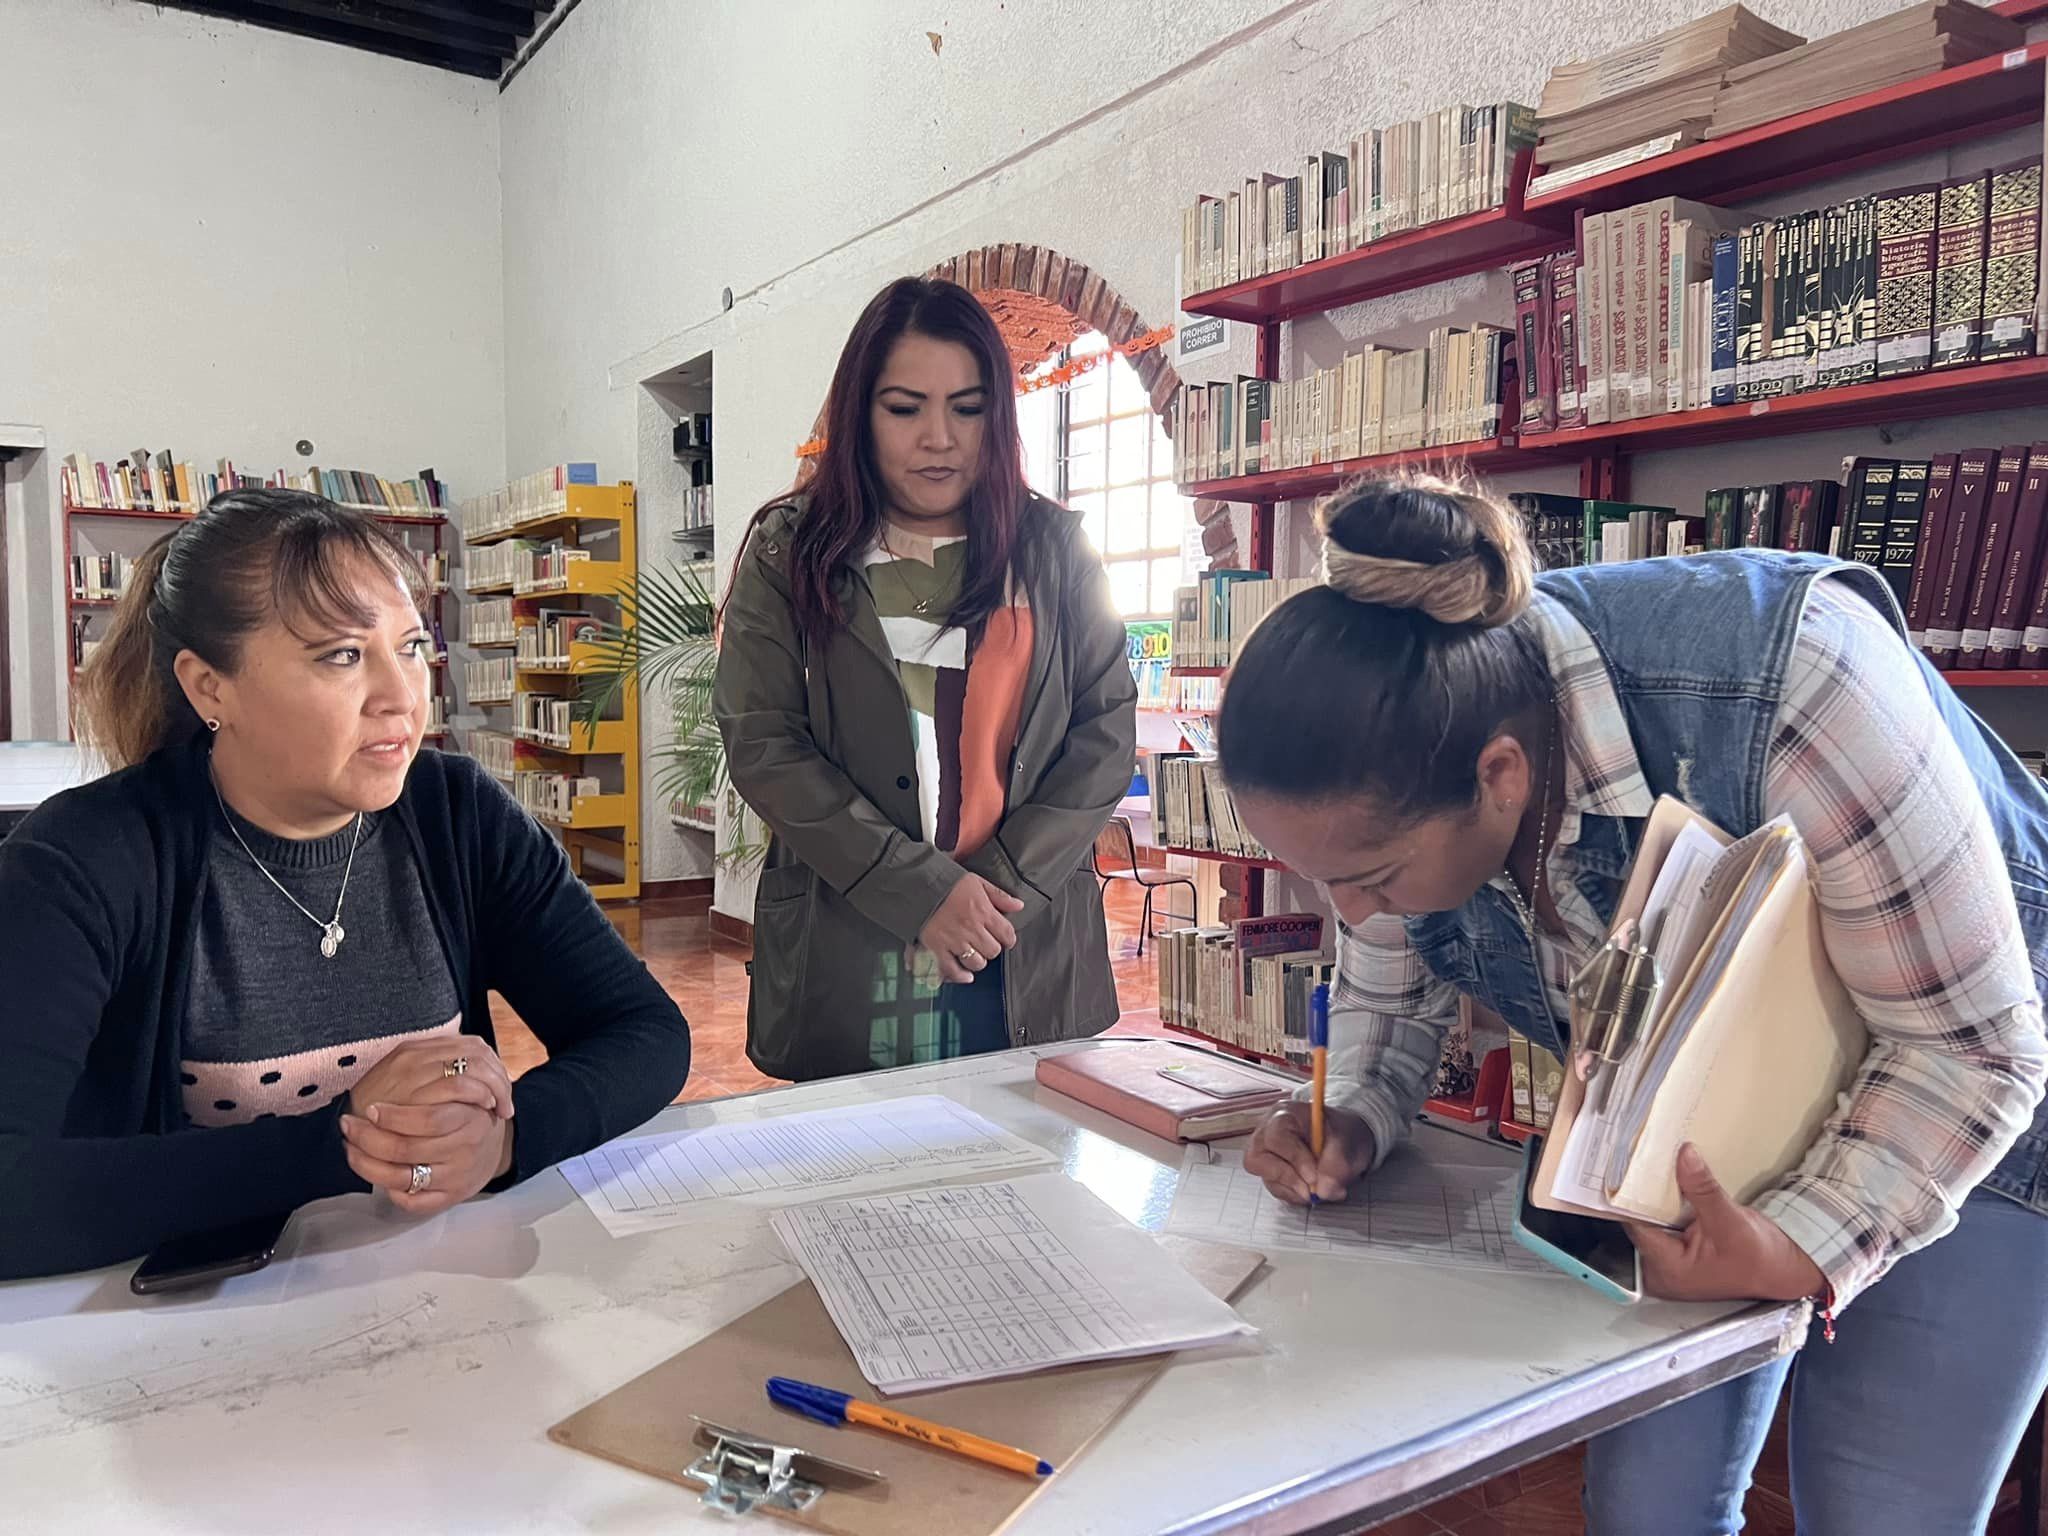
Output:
top-left (576, 558), bottom-right (766, 871)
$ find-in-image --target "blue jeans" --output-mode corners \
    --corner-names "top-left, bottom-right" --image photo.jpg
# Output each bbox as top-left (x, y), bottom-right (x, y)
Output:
top-left (1584, 1189), bottom-right (2048, 1535)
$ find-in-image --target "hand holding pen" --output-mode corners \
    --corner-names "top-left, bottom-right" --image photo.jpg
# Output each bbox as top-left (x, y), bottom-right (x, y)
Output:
top-left (1243, 987), bottom-right (1376, 1205)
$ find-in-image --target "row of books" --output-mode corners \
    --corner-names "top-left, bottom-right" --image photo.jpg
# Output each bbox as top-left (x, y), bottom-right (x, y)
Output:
top-left (459, 462), bottom-right (598, 541)
top-left (1157, 913), bottom-right (1330, 1066)
top-left (464, 539), bottom-right (597, 594)
top-left (1180, 100), bottom-right (1537, 299)
top-left (1513, 162), bottom-right (2043, 433)
top-left (679, 484), bottom-right (713, 531)
top-left (69, 552), bottom-right (136, 603)
top-left (472, 730), bottom-right (516, 780)
top-left (1148, 751), bottom-right (1272, 861)
top-left (513, 770), bottom-right (604, 825)
top-left (466, 657), bottom-right (515, 704)
top-left (1175, 326), bottom-right (1513, 486)
top-left (1171, 571), bottom-right (1316, 669)
top-left (469, 598), bottom-right (516, 645)
top-left (1528, 2), bottom-right (2022, 196)
top-left (1506, 1031), bottom-right (1565, 1132)
top-left (515, 609), bottom-right (601, 667)
top-left (62, 451), bottom-right (449, 517)
top-left (423, 694), bottom-right (448, 732)
top-left (514, 695), bottom-right (576, 746)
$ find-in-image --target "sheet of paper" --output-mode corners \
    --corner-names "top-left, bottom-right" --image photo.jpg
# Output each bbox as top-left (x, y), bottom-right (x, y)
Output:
top-left (559, 1095), bottom-right (1055, 1238)
top-left (1165, 1146), bottom-right (1559, 1277)
top-left (770, 1173), bottom-right (1257, 1395)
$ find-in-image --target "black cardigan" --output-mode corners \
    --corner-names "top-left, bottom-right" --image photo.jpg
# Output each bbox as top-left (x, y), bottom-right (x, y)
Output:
top-left (0, 738), bottom-right (691, 1280)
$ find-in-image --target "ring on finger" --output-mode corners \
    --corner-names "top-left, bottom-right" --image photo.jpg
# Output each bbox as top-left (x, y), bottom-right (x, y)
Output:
top-left (957, 946), bottom-right (982, 966)
top-left (408, 1163), bottom-right (433, 1195)
top-left (443, 1057), bottom-right (469, 1079)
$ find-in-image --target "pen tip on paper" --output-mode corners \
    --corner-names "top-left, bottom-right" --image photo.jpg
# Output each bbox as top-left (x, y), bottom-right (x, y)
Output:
top-left (1037, 1460), bottom-right (1056, 1476)
top-left (1308, 1194), bottom-right (1320, 1207)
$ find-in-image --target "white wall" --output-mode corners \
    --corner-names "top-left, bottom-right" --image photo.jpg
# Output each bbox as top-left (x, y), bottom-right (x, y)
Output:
top-left (501, 0), bottom-right (1980, 915)
top-left (0, 0), bottom-right (505, 739)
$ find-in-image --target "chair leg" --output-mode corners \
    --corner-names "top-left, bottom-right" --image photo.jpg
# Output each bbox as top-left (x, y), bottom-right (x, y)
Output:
top-left (1138, 886), bottom-right (1154, 958)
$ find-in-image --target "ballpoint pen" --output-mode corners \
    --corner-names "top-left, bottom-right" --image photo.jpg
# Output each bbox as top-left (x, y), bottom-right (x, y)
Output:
top-left (767, 1376), bottom-right (1055, 1478)
top-left (1309, 982), bottom-right (1330, 1207)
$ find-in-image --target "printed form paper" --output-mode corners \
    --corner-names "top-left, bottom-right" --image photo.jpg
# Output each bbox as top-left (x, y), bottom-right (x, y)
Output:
top-left (1165, 1146), bottom-right (1559, 1277)
top-left (771, 1173), bottom-right (1257, 1395)
top-left (560, 1095), bottom-right (1055, 1238)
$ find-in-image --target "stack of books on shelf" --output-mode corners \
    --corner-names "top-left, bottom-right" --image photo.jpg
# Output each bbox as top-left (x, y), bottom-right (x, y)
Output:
top-left (416, 550), bottom-right (451, 591)
top-left (466, 542), bottom-right (534, 592)
top-left (472, 730), bottom-right (516, 780)
top-left (517, 542), bottom-right (598, 595)
top-left (1506, 1030), bottom-right (1565, 1133)
top-left (515, 609), bottom-right (598, 667)
top-left (1171, 570), bottom-right (1317, 668)
top-left (514, 695), bottom-right (574, 747)
top-left (679, 485), bottom-right (713, 532)
top-left (424, 695), bottom-right (447, 732)
top-left (469, 598), bottom-right (516, 645)
top-left (1157, 913), bottom-right (1329, 1066)
top-left (1530, 5), bottom-right (1805, 196)
top-left (1706, 0), bottom-right (2024, 140)
top-left (460, 462), bottom-right (597, 541)
top-left (514, 769), bottom-right (601, 825)
top-left (1511, 160), bottom-right (2042, 431)
top-left (1515, 441), bottom-right (2048, 673)
top-left (1148, 750), bottom-right (1273, 860)
top-left (70, 551), bottom-right (136, 603)
top-left (1179, 99), bottom-right (1536, 299)
top-left (1176, 327), bottom-right (1512, 484)
top-left (62, 451), bottom-right (448, 516)
top-left (466, 657), bottom-right (515, 705)
top-left (673, 414), bottom-right (713, 482)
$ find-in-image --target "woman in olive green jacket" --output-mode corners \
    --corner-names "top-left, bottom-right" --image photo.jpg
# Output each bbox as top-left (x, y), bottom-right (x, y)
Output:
top-left (715, 277), bottom-right (1138, 1081)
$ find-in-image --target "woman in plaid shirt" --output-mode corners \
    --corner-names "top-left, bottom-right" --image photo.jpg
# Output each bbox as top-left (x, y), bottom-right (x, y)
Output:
top-left (1224, 473), bottom-right (2048, 1535)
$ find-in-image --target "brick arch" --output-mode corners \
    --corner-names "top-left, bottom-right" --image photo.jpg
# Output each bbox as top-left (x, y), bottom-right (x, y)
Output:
top-left (922, 242), bottom-right (1239, 568)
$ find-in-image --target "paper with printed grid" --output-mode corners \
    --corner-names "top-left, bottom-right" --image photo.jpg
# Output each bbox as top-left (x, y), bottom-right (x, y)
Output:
top-left (771, 1173), bottom-right (1257, 1394)
top-left (559, 1095), bottom-right (1054, 1238)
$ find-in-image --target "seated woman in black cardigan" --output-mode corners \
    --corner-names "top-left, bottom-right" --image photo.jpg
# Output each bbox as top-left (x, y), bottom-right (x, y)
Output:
top-left (0, 489), bottom-right (691, 1280)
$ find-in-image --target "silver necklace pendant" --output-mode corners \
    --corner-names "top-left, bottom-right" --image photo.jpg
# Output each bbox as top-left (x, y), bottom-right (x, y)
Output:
top-left (320, 922), bottom-right (345, 959)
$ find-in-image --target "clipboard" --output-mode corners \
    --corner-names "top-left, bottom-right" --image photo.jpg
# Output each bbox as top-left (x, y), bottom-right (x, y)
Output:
top-left (548, 1233), bottom-right (1265, 1535)
top-left (1530, 795), bottom-right (1865, 1229)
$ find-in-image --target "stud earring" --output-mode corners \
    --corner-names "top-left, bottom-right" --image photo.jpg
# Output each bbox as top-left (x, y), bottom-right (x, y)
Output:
top-left (205, 718), bottom-right (221, 733)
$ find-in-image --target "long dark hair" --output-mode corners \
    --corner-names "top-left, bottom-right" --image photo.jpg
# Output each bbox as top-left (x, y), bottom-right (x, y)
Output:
top-left (77, 489), bottom-right (425, 770)
top-left (1218, 472), bottom-right (1551, 820)
top-left (739, 276), bottom-right (1032, 649)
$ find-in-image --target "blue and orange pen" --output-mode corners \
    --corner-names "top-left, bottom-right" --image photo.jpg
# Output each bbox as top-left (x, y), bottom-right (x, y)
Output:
top-left (1308, 982), bottom-right (1330, 1207)
top-left (768, 1376), bottom-right (1055, 1478)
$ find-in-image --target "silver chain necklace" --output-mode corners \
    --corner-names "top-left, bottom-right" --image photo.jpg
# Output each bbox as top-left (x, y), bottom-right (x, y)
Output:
top-left (210, 772), bottom-right (363, 958)
top-left (1500, 702), bottom-right (1561, 1038)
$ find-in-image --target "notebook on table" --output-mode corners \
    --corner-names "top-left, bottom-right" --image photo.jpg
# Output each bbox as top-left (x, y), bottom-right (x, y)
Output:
top-left (1034, 1040), bottom-right (1297, 1142)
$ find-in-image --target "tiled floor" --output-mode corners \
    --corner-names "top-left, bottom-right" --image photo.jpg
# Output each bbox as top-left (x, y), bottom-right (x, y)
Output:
top-left (492, 884), bottom-right (2034, 1536)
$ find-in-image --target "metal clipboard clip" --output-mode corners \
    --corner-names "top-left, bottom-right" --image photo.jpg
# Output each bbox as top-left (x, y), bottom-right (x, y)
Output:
top-left (1568, 918), bottom-right (1663, 1089)
top-left (682, 1416), bottom-right (886, 1517)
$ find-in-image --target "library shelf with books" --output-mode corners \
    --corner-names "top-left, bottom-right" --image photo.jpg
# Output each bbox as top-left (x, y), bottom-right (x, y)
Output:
top-left (1158, 1021), bottom-right (1302, 1074)
top-left (459, 470), bottom-right (641, 902)
top-left (1155, 845), bottom-right (1287, 872)
top-left (1164, 17), bottom-right (2048, 1061)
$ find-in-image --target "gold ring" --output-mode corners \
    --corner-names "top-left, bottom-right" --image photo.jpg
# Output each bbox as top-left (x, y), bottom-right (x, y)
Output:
top-left (444, 1057), bottom-right (469, 1078)
top-left (958, 947), bottom-right (982, 965)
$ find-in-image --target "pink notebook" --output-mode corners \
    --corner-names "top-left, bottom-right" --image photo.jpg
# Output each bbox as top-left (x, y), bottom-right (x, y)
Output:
top-left (1035, 1041), bottom-right (1297, 1142)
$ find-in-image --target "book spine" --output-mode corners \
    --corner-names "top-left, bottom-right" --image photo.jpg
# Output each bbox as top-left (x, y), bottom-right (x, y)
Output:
top-left (1934, 174), bottom-right (1992, 371)
top-left (1609, 212), bottom-right (1632, 421)
top-left (1905, 454), bottom-right (1961, 651)
top-left (1710, 232), bottom-right (1739, 407)
top-left (1989, 448), bottom-right (2048, 667)
top-left (1816, 204), bottom-right (1844, 389)
top-left (1627, 204), bottom-right (1653, 418)
top-left (1960, 446), bottom-right (2031, 668)
top-left (1552, 249), bottom-right (1585, 430)
top-left (1581, 212), bottom-right (1611, 425)
top-left (1982, 161), bottom-right (2044, 364)
top-left (1800, 209), bottom-right (1824, 393)
top-left (1931, 449), bottom-right (1999, 666)
top-left (1513, 260), bottom-right (1548, 431)
top-left (1664, 218), bottom-right (1688, 415)
top-left (1848, 460), bottom-right (1895, 576)
top-left (1853, 194), bottom-right (1879, 384)
top-left (1880, 459), bottom-right (1930, 612)
top-left (1736, 222), bottom-right (1764, 403)
top-left (1875, 186), bottom-right (1940, 378)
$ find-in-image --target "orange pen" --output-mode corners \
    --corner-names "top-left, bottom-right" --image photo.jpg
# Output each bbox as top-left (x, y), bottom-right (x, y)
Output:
top-left (768, 1376), bottom-right (1054, 1478)
top-left (1309, 982), bottom-right (1330, 1204)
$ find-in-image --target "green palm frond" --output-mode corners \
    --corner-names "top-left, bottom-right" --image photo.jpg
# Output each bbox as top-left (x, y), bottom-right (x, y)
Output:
top-left (576, 559), bottom-right (765, 871)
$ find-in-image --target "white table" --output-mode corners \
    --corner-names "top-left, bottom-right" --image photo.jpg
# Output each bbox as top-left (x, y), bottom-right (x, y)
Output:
top-left (0, 741), bottom-right (89, 813)
top-left (0, 1043), bottom-right (1805, 1535)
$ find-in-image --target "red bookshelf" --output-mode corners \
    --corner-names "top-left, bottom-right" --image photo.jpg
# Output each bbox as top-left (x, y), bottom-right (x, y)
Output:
top-left (1169, 665), bottom-right (1226, 678)
top-left (1944, 670), bottom-right (2048, 687)
top-left (1994, 0), bottom-right (2048, 18)
top-left (1159, 845), bottom-right (1286, 872)
top-left (1524, 43), bottom-right (2048, 217)
top-left (1160, 1021), bottom-right (1302, 1072)
top-left (1184, 435), bottom-right (1559, 504)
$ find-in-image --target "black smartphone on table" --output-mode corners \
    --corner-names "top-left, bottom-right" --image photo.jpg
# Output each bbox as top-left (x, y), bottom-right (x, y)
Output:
top-left (130, 1210), bottom-right (294, 1296)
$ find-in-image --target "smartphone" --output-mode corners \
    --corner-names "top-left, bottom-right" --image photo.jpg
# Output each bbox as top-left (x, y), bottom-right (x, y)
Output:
top-left (130, 1210), bottom-right (294, 1296)
top-left (1511, 1137), bottom-right (1641, 1304)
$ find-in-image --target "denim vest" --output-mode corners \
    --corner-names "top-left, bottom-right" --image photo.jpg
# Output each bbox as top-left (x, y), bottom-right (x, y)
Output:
top-left (1404, 551), bottom-right (2048, 1212)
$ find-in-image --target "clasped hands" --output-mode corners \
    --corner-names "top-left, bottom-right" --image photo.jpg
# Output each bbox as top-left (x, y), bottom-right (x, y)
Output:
top-left (910, 873), bottom-right (1027, 985)
top-left (339, 1037), bottom-right (517, 1215)
top-left (1246, 1104), bottom-right (1825, 1303)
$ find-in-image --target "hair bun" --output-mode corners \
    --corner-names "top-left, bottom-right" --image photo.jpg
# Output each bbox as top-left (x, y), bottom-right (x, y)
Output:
top-left (1315, 471), bottom-right (1532, 629)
